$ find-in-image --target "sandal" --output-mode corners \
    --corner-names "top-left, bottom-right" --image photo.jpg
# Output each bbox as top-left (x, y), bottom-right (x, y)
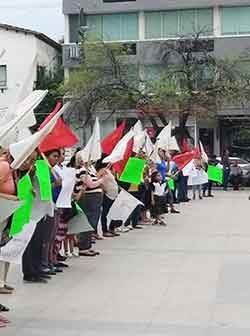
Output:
top-left (0, 304), bottom-right (9, 312)
top-left (79, 251), bottom-right (97, 257)
top-left (0, 315), bottom-right (9, 323)
top-left (160, 220), bottom-right (167, 226)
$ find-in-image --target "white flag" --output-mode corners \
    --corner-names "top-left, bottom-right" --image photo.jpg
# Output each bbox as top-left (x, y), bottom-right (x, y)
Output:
top-left (157, 121), bottom-right (172, 150)
top-left (0, 90), bottom-right (48, 147)
top-left (157, 121), bottom-right (180, 152)
top-left (182, 159), bottom-right (197, 177)
top-left (0, 198), bottom-right (22, 224)
top-left (169, 136), bottom-right (180, 151)
top-left (103, 128), bottom-right (134, 164)
top-left (150, 142), bottom-right (161, 164)
top-left (133, 131), bottom-right (146, 154)
top-left (133, 120), bottom-right (143, 135)
top-left (188, 169), bottom-right (208, 186)
top-left (67, 209), bottom-right (94, 235)
top-left (9, 102), bottom-right (71, 169)
top-left (107, 189), bottom-right (143, 225)
top-left (78, 117), bottom-right (101, 163)
top-left (0, 197), bottom-right (52, 264)
top-left (199, 141), bottom-right (208, 163)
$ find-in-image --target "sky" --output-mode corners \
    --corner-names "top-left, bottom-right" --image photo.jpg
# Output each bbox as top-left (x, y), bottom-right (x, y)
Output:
top-left (0, 0), bottom-right (64, 41)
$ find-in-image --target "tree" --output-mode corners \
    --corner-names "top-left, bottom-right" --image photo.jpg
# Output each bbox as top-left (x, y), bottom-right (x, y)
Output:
top-left (145, 31), bottom-right (250, 142)
top-left (63, 36), bottom-right (147, 131)
top-left (34, 63), bottom-right (64, 125)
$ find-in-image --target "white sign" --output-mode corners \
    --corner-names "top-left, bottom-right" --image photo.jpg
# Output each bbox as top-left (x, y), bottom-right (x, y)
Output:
top-left (107, 189), bottom-right (143, 225)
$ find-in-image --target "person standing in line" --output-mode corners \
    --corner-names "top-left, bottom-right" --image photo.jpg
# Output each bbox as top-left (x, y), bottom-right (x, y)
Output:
top-left (192, 158), bottom-right (204, 200)
top-left (230, 160), bottom-right (242, 191)
top-left (222, 149), bottom-right (231, 191)
top-left (203, 154), bottom-right (219, 197)
top-left (40, 149), bottom-right (63, 275)
top-left (74, 153), bottom-right (105, 256)
top-left (0, 149), bottom-right (16, 294)
top-left (150, 171), bottom-right (168, 226)
top-left (97, 163), bottom-right (121, 237)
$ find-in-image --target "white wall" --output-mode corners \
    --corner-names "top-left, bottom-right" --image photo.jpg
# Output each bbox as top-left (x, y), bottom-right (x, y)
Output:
top-left (36, 38), bottom-right (59, 73)
top-left (0, 29), bottom-right (60, 119)
top-left (0, 30), bottom-right (37, 113)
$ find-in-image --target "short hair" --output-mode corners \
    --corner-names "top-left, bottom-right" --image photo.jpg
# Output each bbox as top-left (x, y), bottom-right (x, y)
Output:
top-left (44, 149), bottom-right (61, 157)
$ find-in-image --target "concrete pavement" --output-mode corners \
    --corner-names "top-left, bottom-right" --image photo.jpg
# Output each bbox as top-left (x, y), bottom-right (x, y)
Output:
top-left (2, 190), bottom-right (250, 335)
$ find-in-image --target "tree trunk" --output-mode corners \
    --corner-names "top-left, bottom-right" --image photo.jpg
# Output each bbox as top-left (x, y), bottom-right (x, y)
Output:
top-left (173, 112), bottom-right (194, 145)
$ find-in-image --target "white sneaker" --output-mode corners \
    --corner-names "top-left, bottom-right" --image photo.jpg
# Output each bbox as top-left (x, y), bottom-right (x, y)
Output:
top-left (127, 225), bottom-right (133, 230)
top-left (116, 226), bottom-right (130, 233)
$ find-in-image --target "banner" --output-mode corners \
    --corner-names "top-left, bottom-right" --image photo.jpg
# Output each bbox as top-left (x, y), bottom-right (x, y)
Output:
top-left (0, 198), bottom-right (52, 264)
top-left (119, 157), bottom-right (146, 185)
top-left (208, 165), bottom-right (223, 184)
top-left (0, 198), bottom-right (22, 224)
top-left (167, 178), bottom-right (175, 190)
top-left (35, 160), bottom-right (53, 201)
top-left (67, 204), bottom-right (94, 235)
top-left (10, 174), bottom-right (34, 236)
top-left (188, 169), bottom-right (208, 186)
top-left (107, 189), bottom-right (143, 225)
top-left (56, 167), bottom-right (76, 208)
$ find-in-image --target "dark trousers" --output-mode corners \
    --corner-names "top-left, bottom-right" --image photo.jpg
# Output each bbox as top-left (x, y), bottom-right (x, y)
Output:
top-left (78, 193), bottom-right (103, 234)
top-left (178, 174), bottom-right (188, 202)
top-left (203, 181), bottom-right (213, 195)
top-left (22, 219), bottom-right (44, 278)
top-left (78, 231), bottom-right (92, 251)
top-left (40, 216), bottom-right (55, 269)
top-left (231, 175), bottom-right (241, 190)
top-left (125, 192), bottom-right (142, 228)
top-left (101, 194), bottom-right (120, 233)
top-left (223, 169), bottom-right (230, 190)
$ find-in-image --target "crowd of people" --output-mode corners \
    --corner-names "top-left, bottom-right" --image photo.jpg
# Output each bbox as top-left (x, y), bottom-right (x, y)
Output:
top-left (0, 139), bottom-right (224, 328)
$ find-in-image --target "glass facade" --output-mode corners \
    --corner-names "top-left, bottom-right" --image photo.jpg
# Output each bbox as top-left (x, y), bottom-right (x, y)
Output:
top-left (221, 6), bottom-right (250, 35)
top-left (87, 13), bottom-right (139, 41)
top-left (145, 8), bottom-right (213, 39)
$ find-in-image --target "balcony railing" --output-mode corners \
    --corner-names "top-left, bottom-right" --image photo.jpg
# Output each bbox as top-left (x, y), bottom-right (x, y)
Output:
top-left (63, 43), bottom-right (81, 68)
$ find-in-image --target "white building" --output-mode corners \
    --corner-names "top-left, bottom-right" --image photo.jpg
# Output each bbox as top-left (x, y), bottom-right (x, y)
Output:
top-left (0, 23), bottom-right (61, 118)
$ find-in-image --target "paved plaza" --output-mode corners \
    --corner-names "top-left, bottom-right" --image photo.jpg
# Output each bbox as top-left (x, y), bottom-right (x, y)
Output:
top-left (2, 190), bottom-right (250, 335)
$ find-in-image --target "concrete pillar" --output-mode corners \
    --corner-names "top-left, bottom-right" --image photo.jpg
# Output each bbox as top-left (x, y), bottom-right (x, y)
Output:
top-left (139, 11), bottom-right (145, 41)
top-left (213, 6), bottom-right (221, 37)
top-left (64, 14), bottom-right (70, 44)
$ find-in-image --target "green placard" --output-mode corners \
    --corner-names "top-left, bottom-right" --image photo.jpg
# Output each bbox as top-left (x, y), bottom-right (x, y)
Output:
top-left (119, 158), bottom-right (146, 185)
top-left (168, 178), bottom-right (175, 191)
top-left (35, 160), bottom-right (52, 201)
top-left (10, 174), bottom-right (34, 236)
top-left (75, 202), bottom-right (83, 214)
top-left (207, 165), bottom-right (223, 184)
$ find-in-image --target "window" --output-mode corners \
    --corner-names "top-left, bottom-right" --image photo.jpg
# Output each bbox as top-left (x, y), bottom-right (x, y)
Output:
top-left (145, 8), bottom-right (213, 39)
top-left (0, 65), bottom-right (7, 87)
top-left (221, 6), bottom-right (250, 35)
top-left (87, 13), bottom-right (139, 41)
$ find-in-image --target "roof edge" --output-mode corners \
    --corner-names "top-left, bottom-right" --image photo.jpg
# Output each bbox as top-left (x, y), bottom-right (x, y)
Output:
top-left (0, 23), bottom-right (62, 51)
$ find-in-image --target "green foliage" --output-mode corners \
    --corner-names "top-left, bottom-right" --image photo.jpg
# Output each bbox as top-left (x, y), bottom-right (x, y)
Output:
top-left (64, 37), bottom-right (143, 125)
top-left (149, 37), bottom-right (250, 122)
top-left (35, 64), bottom-right (64, 125)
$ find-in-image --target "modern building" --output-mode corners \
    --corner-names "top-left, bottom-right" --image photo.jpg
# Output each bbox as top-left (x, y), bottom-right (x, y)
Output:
top-left (63, 0), bottom-right (250, 157)
top-left (0, 24), bottom-right (61, 120)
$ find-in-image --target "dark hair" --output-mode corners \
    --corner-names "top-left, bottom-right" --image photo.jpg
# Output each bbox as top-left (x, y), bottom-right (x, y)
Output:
top-left (151, 171), bottom-right (160, 182)
top-left (44, 149), bottom-right (61, 157)
top-left (67, 155), bottom-right (76, 168)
